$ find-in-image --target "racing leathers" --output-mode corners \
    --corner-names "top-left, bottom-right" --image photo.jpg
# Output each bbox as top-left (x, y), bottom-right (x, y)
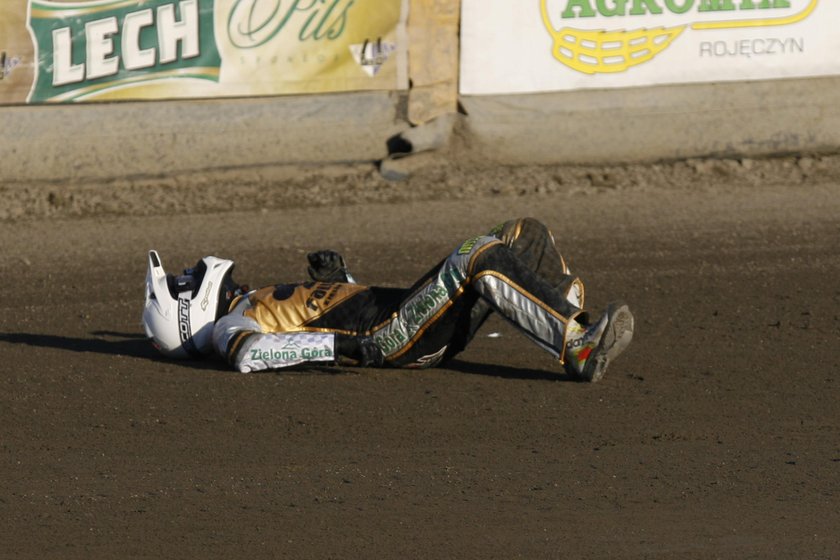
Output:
top-left (212, 218), bottom-right (587, 374)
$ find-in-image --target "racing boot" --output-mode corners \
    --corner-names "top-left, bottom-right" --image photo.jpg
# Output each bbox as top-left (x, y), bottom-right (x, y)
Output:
top-left (564, 302), bottom-right (634, 382)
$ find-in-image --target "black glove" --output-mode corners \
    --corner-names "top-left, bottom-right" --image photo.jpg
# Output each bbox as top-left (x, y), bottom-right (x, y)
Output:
top-left (335, 334), bottom-right (384, 367)
top-left (307, 250), bottom-right (353, 283)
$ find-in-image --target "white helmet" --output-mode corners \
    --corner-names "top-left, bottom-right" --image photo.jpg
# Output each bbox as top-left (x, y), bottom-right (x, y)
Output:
top-left (142, 250), bottom-right (236, 358)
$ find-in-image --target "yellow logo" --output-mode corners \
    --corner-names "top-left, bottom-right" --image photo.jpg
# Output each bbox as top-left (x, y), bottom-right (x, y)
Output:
top-left (539, 0), bottom-right (818, 74)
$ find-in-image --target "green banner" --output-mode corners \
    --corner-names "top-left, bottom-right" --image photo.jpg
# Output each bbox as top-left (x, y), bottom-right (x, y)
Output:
top-left (0, 0), bottom-right (406, 104)
top-left (28, 0), bottom-right (221, 102)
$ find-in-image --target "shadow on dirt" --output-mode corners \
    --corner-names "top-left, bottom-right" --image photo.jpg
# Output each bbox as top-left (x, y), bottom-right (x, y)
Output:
top-left (445, 358), bottom-right (575, 382)
top-left (0, 331), bottom-right (227, 371)
top-left (0, 333), bottom-right (577, 380)
top-left (0, 331), bottom-right (153, 357)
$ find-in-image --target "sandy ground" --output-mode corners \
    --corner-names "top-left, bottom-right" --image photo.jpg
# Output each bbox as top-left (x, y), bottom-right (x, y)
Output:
top-left (1, 156), bottom-right (839, 558)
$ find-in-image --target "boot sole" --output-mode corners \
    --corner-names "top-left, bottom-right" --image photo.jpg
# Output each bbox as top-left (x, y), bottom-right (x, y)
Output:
top-left (581, 303), bottom-right (634, 382)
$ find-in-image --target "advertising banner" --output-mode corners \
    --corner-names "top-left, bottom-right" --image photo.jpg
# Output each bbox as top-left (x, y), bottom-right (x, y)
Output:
top-left (0, 0), bottom-right (407, 104)
top-left (460, 0), bottom-right (840, 95)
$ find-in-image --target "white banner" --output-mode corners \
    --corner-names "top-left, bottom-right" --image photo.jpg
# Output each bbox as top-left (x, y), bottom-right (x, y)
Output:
top-left (460, 0), bottom-right (840, 95)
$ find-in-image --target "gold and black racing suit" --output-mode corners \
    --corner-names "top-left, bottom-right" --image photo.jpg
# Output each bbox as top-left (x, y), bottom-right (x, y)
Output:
top-left (212, 218), bottom-right (586, 373)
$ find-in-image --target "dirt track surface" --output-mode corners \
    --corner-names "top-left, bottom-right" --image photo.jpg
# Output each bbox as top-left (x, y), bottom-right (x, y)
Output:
top-left (1, 163), bottom-right (839, 558)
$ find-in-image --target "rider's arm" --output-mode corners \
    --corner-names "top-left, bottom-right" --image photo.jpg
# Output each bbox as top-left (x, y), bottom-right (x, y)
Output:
top-left (213, 311), bottom-right (382, 373)
top-left (213, 311), bottom-right (334, 373)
